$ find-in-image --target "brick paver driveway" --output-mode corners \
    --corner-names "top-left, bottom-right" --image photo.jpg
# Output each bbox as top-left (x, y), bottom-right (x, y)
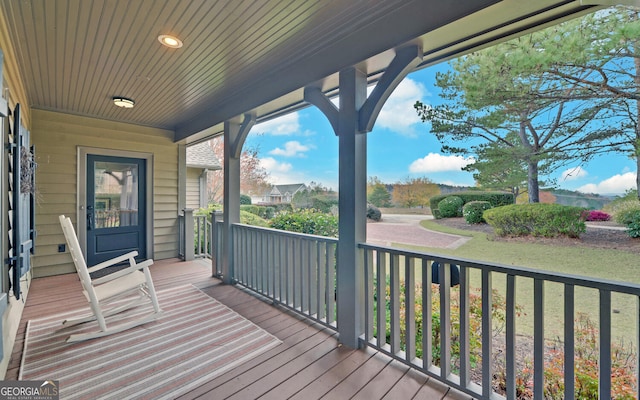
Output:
top-left (366, 214), bottom-right (470, 249)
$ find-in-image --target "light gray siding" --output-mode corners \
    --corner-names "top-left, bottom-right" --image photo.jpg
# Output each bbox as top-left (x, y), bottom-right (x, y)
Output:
top-left (186, 168), bottom-right (202, 210)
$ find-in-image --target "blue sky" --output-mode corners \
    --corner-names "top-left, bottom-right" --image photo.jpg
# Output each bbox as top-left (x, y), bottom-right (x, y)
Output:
top-left (244, 64), bottom-right (638, 197)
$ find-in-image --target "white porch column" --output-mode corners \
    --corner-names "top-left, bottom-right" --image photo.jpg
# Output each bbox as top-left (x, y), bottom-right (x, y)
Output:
top-left (221, 115), bottom-right (255, 284)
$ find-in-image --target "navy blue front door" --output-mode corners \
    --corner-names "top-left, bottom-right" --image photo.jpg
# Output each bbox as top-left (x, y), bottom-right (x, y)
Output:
top-left (86, 155), bottom-right (146, 265)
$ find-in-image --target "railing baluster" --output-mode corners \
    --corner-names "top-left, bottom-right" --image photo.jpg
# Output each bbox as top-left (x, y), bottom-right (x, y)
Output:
top-left (318, 242), bottom-right (327, 321)
top-left (564, 284), bottom-right (575, 400)
top-left (459, 265), bottom-right (470, 389)
top-left (326, 241), bottom-right (336, 325)
top-left (599, 289), bottom-right (612, 399)
top-left (376, 250), bottom-right (386, 349)
top-left (390, 253), bottom-right (400, 354)
top-left (440, 262), bottom-right (451, 380)
top-left (505, 274), bottom-right (516, 399)
top-left (286, 235), bottom-right (292, 307)
top-left (252, 229), bottom-right (257, 288)
top-left (299, 238), bottom-right (307, 312)
top-left (276, 232), bottom-right (282, 301)
top-left (293, 237), bottom-right (299, 310)
top-left (259, 230), bottom-right (263, 289)
top-left (232, 227), bottom-right (239, 283)
top-left (405, 256), bottom-right (415, 363)
top-left (481, 269), bottom-right (492, 396)
top-left (422, 259), bottom-right (432, 370)
top-left (364, 249), bottom-right (373, 342)
top-left (310, 240), bottom-right (317, 316)
top-left (533, 278), bottom-right (544, 400)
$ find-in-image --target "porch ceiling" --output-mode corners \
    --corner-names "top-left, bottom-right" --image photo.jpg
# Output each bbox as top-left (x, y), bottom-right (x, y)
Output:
top-left (0, 0), bottom-right (599, 143)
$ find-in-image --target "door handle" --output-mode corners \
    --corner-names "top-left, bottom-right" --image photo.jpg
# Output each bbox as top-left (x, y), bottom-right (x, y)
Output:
top-left (87, 205), bottom-right (93, 230)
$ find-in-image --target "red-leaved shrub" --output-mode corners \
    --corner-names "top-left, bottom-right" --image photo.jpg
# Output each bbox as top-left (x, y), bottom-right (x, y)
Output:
top-left (585, 210), bottom-right (611, 221)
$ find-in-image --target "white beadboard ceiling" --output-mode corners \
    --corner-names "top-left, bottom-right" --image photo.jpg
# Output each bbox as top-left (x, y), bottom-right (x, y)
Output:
top-left (0, 0), bottom-right (600, 142)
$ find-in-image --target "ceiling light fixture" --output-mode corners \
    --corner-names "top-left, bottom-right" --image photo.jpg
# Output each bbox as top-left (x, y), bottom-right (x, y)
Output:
top-left (158, 34), bottom-right (183, 48)
top-left (112, 97), bottom-right (135, 108)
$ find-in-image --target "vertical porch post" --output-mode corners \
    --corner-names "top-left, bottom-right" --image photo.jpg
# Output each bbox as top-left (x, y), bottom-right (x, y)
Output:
top-left (221, 115), bottom-right (255, 284)
top-left (222, 121), bottom-right (240, 284)
top-left (305, 46), bottom-right (422, 348)
top-left (336, 67), bottom-right (368, 348)
top-left (182, 208), bottom-right (195, 261)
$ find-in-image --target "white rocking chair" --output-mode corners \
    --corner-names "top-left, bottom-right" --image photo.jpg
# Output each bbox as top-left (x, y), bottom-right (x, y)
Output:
top-left (58, 215), bottom-right (162, 342)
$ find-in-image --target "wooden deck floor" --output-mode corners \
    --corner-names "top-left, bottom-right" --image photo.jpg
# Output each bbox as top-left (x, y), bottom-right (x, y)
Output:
top-left (7, 258), bottom-right (471, 400)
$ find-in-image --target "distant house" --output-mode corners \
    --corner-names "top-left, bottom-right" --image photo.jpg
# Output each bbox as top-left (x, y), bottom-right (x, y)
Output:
top-left (186, 143), bottom-right (221, 209)
top-left (261, 183), bottom-right (307, 204)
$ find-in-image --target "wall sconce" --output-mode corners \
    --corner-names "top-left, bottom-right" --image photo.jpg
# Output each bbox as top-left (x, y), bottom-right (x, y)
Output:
top-left (112, 97), bottom-right (135, 108)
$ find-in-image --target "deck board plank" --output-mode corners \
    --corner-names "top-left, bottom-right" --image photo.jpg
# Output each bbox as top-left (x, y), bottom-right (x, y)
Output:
top-left (226, 335), bottom-right (340, 400)
top-left (351, 360), bottom-right (411, 400)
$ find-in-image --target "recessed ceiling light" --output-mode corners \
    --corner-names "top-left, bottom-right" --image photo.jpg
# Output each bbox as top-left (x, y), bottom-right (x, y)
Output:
top-left (158, 34), bottom-right (183, 48)
top-left (112, 97), bottom-right (135, 108)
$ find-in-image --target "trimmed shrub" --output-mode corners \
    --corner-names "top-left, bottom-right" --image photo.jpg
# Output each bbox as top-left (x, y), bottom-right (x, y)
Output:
top-left (463, 201), bottom-right (492, 224)
top-left (367, 203), bottom-right (382, 221)
top-left (254, 202), bottom-right (293, 214)
top-left (613, 200), bottom-right (640, 225)
top-left (625, 210), bottom-right (640, 238)
top-left (240, 210), bottom-right (269, 227)
top-left (483, 203), bottom-right (586, 238)
top-left (269, 209), bottom-right (338, 237)
top-left (438, 196), bottom-right (464, 218)
top-left (310, 196), bottom-right (339, 213)
top-left (240, 204), bottom-right (275, 219)
top-left (239, 194), bottom-right (252, 205)
top-left (429, 191), bottom-right (514, 218)
top-left (584, 210), bottom-right (611, 221)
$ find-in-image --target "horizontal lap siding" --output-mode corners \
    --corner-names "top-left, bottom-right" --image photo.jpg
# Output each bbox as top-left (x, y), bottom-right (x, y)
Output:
top-left (32, 109), bottom-right (179, 277)
top-left (186, 168), bottom-right (201, 210)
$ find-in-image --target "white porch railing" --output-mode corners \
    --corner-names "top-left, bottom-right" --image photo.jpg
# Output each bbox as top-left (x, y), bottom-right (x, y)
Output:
top-left (232, 223), bottom-right (338, 330)
top-left (359, 243), bottom-right (640, 400)
top-left (193, 214), bottom-right (212, 259)
top-left (180, 210), bottom-right (220, 262)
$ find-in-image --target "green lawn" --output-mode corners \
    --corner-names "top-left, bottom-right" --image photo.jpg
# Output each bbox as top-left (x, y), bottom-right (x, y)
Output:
top-left (392, 220), bottom-right (640, 342)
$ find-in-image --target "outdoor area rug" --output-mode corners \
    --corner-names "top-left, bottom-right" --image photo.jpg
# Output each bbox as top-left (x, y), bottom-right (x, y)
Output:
top-left (19, 284), bottom-right (282, 400)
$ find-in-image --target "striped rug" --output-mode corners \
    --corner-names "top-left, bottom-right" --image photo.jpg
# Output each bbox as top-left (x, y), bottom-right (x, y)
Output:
top-left (20, 284), bottom-right (282, 400)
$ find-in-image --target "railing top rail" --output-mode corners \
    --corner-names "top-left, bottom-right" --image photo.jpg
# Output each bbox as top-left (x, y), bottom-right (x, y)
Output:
top-left (359, 242), bottom-right (640, 295)
top-left (232, 223), bottom-right (339, 244)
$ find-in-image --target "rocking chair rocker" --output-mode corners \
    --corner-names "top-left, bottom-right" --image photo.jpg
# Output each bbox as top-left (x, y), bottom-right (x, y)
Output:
top-left (58, 215), bottom-right (162, 342)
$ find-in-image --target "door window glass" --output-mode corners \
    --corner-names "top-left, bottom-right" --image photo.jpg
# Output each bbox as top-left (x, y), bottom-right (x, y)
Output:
top-left (93, 161), bottom-right (139, 228)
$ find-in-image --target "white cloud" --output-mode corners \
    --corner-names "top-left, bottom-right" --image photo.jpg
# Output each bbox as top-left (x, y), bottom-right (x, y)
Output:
top-left (409, 153), bottom-right (475, 173)
top-left (254, 113), bottom-right (300, 136)
top-left (260, 157), bottom-right (292, 173)
top-left (329, 78), bottom-right (428, 136)
top-left (561, 166), bottom-right (588, 181)
top-left (269, 141), bottom-right (311, 157)
top-left (376, 78), bottom-right (428, 136)
top-left (576, 171), bottom-right (637, 194)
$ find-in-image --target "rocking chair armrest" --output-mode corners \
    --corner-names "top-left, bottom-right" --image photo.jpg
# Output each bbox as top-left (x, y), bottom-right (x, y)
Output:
top-left (87, 251), bottom-right (139, 273)
top-left (92, 259), bottom-right (154, 285)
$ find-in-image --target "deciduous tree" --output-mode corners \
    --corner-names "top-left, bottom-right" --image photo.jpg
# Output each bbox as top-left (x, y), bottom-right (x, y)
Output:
top-left (207, 137), bottom-right (271, 204)
top-left (392, 177), bottom-right (439, 208)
